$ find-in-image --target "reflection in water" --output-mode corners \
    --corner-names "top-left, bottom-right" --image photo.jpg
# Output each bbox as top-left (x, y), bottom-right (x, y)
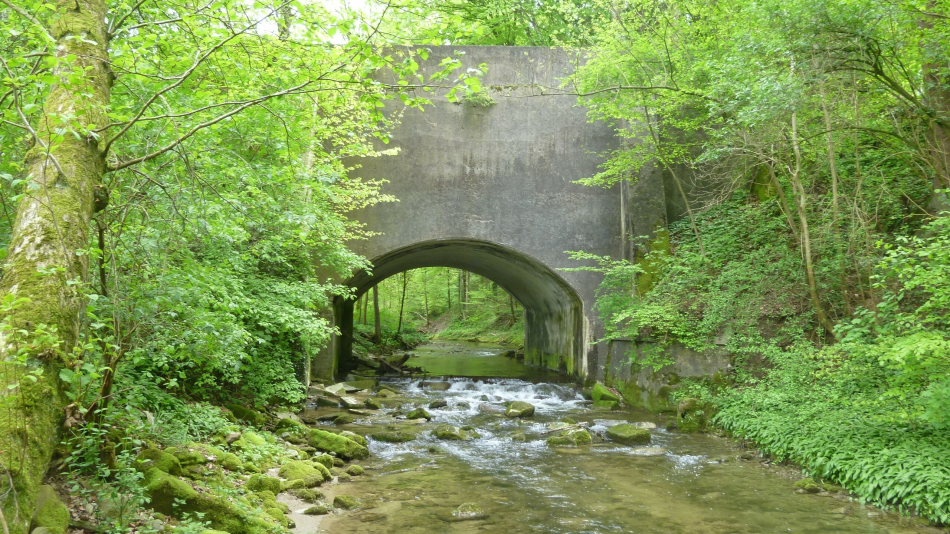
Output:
top-left (315, 341), bottom-right (935, 534)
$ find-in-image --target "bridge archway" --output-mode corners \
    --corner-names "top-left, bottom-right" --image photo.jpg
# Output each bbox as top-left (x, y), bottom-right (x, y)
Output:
top-left (334, 239), bottom-right (584, 377)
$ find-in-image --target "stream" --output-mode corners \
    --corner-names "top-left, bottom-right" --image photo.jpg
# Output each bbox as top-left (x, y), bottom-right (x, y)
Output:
top-left (305, 341), bottom-right (937, 534)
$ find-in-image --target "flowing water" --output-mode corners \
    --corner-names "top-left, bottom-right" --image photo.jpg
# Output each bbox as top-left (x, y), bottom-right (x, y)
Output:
top-left (308, 341), bottom-right (941, 534)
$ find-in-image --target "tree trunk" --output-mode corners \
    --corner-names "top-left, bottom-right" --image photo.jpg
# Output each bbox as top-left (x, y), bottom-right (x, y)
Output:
top-left (790, 112), bottom-right (837, 340)
top-left (446, 268), bottom-right (451, 316)
top-left (461, 271), bottom-right (469, 321)
top-left (396, 272), bottom-right (408, 334)
top-left (422, 270), bottom-right (429, 326)
top-left (372, 285), bottom-right (381, 343)
top-left (0, 0), bottom-right (111, 530)
top-left (362, 293), bottom-right (369, 325)
top-left (919, 3), bottom-right (950, 210)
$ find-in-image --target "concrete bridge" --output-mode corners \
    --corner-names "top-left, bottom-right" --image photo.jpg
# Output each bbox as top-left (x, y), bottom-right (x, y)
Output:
top-left (315, 46), bottom-right (679, 382)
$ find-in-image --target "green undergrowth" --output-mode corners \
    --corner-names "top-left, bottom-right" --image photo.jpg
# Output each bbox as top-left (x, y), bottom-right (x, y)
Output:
top-left (583, 193), bottom-right (950, 525)
top-left (432, 309), bottom-right (524, 345)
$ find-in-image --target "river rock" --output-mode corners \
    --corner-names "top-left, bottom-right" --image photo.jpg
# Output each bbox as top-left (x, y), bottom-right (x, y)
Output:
top-left (406, 408), bottom-right (432, 420)
top-left (324, 383), bottom-right (347, 395)
top-left (423, 381), bottom-right (452, 391)
top-left (546, 428), bottom-right (592, 447)
top-left (364, 398), bottom-right (383, 409)
top-left (345, 379), bottom-right (377, 391)
top-left (478, 403), bottom-right (500, 413)
top-left (591, 382), bottom-right (621, 403)
top-left (428, 399), bottom-right (448, 409)
top-left (333, 495), bottom-right (360, 510)
top-left (505, 401), bottom-right (535, 417)
top-left (793, 479), bottom-right (821, 493)
top-left (629, 447), bottom-right (667, 456)
top-left (339, 396), bottom-right (363, 408)
top-left (32, 485), bottom-right (69, 534)
top-left (605, 424), bottom-right (651, 445)
top-left (592, 400), bottom-right (620, 410)
top-left (450, 503), bottom-right (488, 521)
top-left (315, 397), bottom-right (339, 407)
top-left (339, 430), bottom-right (368, 447)
top-left (303, 504), bottom-right (332, 515)
top-left (308, 429), bottom-right (369, 460)
top-left (372, 431), bottom-right (416, 443)
top-left (432, 424), bottom-right (469, 440)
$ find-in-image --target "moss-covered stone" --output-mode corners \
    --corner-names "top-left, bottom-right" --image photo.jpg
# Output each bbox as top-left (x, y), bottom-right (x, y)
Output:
top-left (338, 431), bottom-right (367, 448)
top-left (241, 431), bottom-right (267, 447)
top-left (291, 488), bottom-right (324, 503)
top-left (143, 469), bottom-right (274, 534)
top-left (504, 401), bottom-right (535, 418)
top-left (364, 398), bottom-right (383, 410)
top-left (794, 479), bottom-right (821, 493)
top-left (308, 429), bottom-right (369, 460)
top-left (303, 504), bottom-right (332, 515)
top-left (134, 448), bottom-right (182, 476)
top-left (219, 453), bottom-right (242, 471)
top-left (332, 495), bottom-right (359, 510)
top-left (546, 428), bottom-right (592, 447)
top-left (405, 408), bottom-right (431, 420)
top-left (332, 414), bottom-right (355, 425)
top-left (605, 424), bottom-right (651, 445)
top-left (372, 431), bottom-right (415, 443)
top-left (592, 383), bottom-right (621, 402)
top-left (345, 465), bottom-right (364, 476)
top-left (311, 462), bottom-right (332, 480)
top-left (281, 479), bottom-right (306, 491)
top-left (31, 486), bottom-right (69, 534)
top-left (245, 474), bottom-right (281, 494)
top-left (278, 460), bottom-right (325, 486)
top-left (264, 507), bottom-right (288, 528)
top-left (592, 400), bottom-right (620, 410)
top-left (432, 424), bottom-right (468, 440)
top-left (312, 454), bottom-right (334, 469)
top-left (226, 404), bottom-right (265, 426)
top-left (275, 418), bottom-right (307, 432)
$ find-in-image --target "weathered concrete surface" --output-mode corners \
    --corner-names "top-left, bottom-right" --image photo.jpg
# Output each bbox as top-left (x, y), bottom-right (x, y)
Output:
top-left (316, 46), bottom-right (674, 381)
top-left (603, 339), bottom-right (731, 411)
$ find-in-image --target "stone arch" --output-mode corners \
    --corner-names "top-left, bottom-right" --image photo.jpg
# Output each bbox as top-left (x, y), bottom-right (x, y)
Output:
top-left (333, 238), bottom-right (585, 378)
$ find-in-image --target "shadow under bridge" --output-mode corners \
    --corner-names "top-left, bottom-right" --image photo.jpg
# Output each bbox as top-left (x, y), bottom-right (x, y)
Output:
top-left (334, 239), bottom-right (584, 377)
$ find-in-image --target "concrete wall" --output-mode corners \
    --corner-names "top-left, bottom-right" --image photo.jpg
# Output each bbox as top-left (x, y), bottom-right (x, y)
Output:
top-left (331, 46), bottom-right (653, 380)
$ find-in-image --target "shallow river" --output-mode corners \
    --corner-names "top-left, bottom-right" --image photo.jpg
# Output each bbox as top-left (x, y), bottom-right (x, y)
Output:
top-left (311, 341), bottom-right (938, 534)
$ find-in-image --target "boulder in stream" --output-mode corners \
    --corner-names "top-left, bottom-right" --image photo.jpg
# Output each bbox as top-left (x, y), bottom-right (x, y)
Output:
top-left (546, 428), bottom-right (592, 447)
top-left (428, 399), bottom-right (448, 409)
top-left (307, 429), bottom-right (369, 460)
top-left (372, 431), bottom-right (416, 443)
top-left (432, 424), bottom-right (470, 440)
top-left (333, 495), bottom-right (360, 510)
top-left (303, 504), bottom-right (332, 515)
top-left (406, 408), bottom-right (432, 420)
top-left (605, 424), bottom-right (651, 445)
top-left (449, 503), bottom-right (488, 521)
top-left (505, 401), bottom-right (535, 418)
top-left (591, 382), bottom-right (621, 403)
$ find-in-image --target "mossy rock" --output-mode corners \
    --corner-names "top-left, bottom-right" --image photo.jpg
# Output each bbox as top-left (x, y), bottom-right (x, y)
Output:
top-left (504, 401), bottom-right (535, 418)
top-left (332, 457), bottom-right (345, 467)
top-left (338, 431), bottom-right (367, 448)
top-left (281, 478), bottom-right (306, 491)
top-left (333, 469), bottom-right (352, 482)
top-left (308, 429), bottom-right (369, 460)
top-left (275, 417), bottom-right (307, 432)
top-left (245, 474), bottom-right (282, 494)
top-left (264, 507), bottom-right (288, 528)
top-left (332, 414), bottom-right (355, 425)
top-left (592, 400), bottom-right (620, 410)
top-left (226, 404), bottom-right (265, 426)
top-left (31, 485), bottom-right (69, 534)
top-left (405, 408), bottom-right (431, 420)
top-left (201, 530), bottom-right (229, 534)
top-left (510, 431), bottom-right (526, 443)
top-left (372, 431), bottom-right (415, 443)
top-left (291, 488), bottom-right (324, 503)
top-left (144, 469), bottom-right (274, 534)
top-left (303, 504), bottom-right (332, 515)
top-left (546, 428), bottom-right (592, 447)
top-left (135, 448), bottom-right (182, 476)
top-left (170, 447), bottom-right (207, 467)
top-left (312, 454), bottom-right (334, 469)
top-left (345, 465), bottom-right (364, 476)
top-left (279, 460), bottom-right (326, 486)
top-left (432, 424), bottom-right (468, 440)
top-left (241, 431), bottom-right (267, 447)
top-left (794, 479), bottom-right (821, 493)
top-left (591, 382), bottom-right (621, 403)
top-left (241, 462), bottom-right (261, 474)
top-left (364, 398), bottom-right (383, 410)
top-left (605, 424), bottom-right (651, 445)
top-left (219, 452), bottom-right (242, 471)
top-left (332, 495), bottom-right (360, 510)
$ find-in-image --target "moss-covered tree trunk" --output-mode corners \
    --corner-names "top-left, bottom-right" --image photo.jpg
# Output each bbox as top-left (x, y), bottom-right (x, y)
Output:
top-left (0, 0), bottom-right (110, 531)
